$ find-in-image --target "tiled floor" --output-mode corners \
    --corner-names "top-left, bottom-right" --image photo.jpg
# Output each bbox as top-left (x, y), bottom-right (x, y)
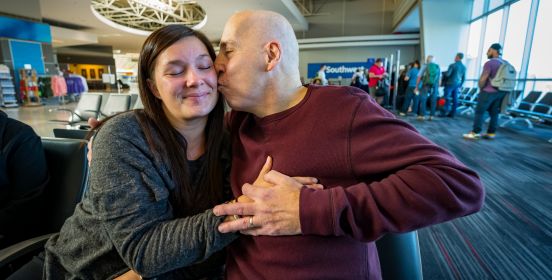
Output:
top-left (2, 98), bottom-right (79, 137)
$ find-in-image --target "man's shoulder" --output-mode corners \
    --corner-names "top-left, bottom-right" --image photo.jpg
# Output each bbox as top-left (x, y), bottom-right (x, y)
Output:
top-left (1, 116), bottom-right (37, 145)
top-left (313, 86), bottom-right (370, 107)
top-left (486, 58), bottom-right (502, 66)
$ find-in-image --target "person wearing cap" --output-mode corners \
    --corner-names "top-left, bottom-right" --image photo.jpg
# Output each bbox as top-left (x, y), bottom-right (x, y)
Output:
top-left (463, 43), bottom-right (507, 140)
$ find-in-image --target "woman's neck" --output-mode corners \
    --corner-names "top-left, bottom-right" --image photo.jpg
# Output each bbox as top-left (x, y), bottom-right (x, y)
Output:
top-left (168, 116), bottom-right (207, 160)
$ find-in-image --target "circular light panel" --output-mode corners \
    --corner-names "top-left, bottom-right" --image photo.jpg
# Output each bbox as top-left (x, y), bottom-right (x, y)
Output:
top-left (91, 0), bottom-right (207, 36)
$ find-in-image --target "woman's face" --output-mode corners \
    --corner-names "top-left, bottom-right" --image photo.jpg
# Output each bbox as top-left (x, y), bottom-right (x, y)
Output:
top-left (149, 36), bottom-right (218, 124)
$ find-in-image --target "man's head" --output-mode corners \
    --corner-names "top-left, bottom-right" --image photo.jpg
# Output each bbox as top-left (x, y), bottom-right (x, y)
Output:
top-left (455, 52), bottom-right (464, 61)
top-left (426, 55), bottom-right (434, 64)
top-left (215, 10), bottom-right (300, 115)
top-left (375, 58), bottom-right (383, 67)
top-left (487, 43), bottom-right (502, 59)
top-left (320, 65), bottom-right (327, 71)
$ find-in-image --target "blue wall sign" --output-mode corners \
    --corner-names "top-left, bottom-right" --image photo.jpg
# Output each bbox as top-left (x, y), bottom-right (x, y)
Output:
top-left (307, 58), bottom-right (387, 79)
top-left (0, 16), bottom-right (52, 43)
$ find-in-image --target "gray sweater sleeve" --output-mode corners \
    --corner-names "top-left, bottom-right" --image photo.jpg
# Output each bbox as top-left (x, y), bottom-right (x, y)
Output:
top-left (89, 113), bottom-right (236, 277)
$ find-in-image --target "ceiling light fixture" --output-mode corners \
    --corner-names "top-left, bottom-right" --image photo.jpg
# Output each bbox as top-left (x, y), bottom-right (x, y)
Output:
top-left (134, 0), bottom-right (174, 13)
top-left (90, 0), bottom-right (207, 36)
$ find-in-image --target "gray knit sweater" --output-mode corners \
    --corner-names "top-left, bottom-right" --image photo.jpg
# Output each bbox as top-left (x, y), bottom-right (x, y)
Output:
top-left (44, 111), bottom-right (236, 279)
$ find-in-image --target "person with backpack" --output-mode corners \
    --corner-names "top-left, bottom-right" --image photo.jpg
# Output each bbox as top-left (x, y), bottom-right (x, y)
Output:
top-left (463, 43), bottom-right (514, 140)
top-left (415, 55), bottom-right (441, 120)
top-left (442, 52), bottom-right (466, 118)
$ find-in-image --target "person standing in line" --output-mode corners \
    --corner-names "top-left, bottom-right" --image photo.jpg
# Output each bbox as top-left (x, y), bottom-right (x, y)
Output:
top-left (399, 60), bottom-right (421, 116)
top-left (350, 68), bottom-right (362, 88)
top-left (213, 10), bottom-right (484, 280)
top-left (463, 43), bottom-right (508, 140)
top-left (415, 55), bottom-right (441, 120)
top-left (316, 64), bottom-right (328, 85)
top-left (442, 52), bottom-right (466, 118)
top-left (368, 58), bottom-right (387, 104)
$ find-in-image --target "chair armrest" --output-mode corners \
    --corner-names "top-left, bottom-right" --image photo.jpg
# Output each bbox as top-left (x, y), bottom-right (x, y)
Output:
top-left (0, 233), bottom-right (54, 268)
top-left (49, 109), bottom-right (86, 125)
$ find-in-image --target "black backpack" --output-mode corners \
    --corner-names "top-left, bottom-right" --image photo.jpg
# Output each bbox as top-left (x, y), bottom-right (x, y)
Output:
top-left (376, 78), bottom-right (389, 97)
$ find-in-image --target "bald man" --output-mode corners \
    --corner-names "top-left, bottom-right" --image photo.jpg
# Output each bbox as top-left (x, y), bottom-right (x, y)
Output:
top-left (213, 10), bottom-right (484, 279)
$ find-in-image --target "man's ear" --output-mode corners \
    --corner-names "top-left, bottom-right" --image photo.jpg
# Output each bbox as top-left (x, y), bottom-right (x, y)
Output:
top-left (264, 41), bottom-right (282, 72)
top-left (147, 79), bottom-right (161, 99)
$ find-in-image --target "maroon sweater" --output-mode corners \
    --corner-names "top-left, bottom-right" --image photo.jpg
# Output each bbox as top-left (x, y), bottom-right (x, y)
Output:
top-left (226, 85), bottom-right (484, 279)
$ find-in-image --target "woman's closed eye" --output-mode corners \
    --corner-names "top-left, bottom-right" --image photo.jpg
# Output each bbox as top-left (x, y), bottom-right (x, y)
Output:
top-left (197, 64), bottom-right (212, 70)
top-left (168, 71), bottom-right (184, 76)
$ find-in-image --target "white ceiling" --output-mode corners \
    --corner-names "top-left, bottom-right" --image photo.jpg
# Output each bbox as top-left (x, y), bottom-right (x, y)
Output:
top-left (393, 5), bottom-right (419, 33)
top-left (0, 0), bottom-right (420, 54)
top-left (39, 0), bottom-right (309, 53)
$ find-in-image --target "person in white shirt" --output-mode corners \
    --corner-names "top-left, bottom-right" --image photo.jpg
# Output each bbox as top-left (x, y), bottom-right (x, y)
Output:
top-left (317, 65), bottom-right (328, 85)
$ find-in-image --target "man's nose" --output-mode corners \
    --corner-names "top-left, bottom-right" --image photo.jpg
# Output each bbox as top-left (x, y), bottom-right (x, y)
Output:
top-left (214, 57), bottom-right (225, 74)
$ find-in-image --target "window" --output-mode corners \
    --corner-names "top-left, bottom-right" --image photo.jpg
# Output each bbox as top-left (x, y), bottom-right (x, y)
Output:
top-left (503, 0), bottom-right (531, 72)
top-left (481, 10), bottom-right (503, 68)
top-left (466, 19), bottom-right (483, 79)
top-left (489, 0), bottom-right (505, 10)
top-left (472, 0), bottom-right (486, 19)
top-left (527, 0), bottom-right (552, 91)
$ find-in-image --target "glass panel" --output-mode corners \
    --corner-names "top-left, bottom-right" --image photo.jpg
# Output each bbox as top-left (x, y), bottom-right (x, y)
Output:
top-left (472, 0), bottom-right (486, 19)
top-left (466, 19), bottom-right (483, 79)
top-left (481, 10), bottom-right (503, 69)
top-left (528, 0), bottom-right (552, 82)
top-left (489, 0), bottom-right (505, 10)
top-left (503, 0), bottom-right (531, 72)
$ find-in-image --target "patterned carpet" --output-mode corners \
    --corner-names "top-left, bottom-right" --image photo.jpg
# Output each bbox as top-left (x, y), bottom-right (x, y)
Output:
top-left (401, 113), bottom-right (552, 280)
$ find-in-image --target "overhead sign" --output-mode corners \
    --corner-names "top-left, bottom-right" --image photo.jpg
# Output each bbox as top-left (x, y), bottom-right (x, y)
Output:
top-left (0, 16), bottom-right (52, 43)
top-left (307, 59), bottom-right (383, 79)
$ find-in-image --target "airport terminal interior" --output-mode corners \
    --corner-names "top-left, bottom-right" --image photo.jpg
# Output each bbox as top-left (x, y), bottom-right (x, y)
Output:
top-left (0, 0), bottom-right (551, 279)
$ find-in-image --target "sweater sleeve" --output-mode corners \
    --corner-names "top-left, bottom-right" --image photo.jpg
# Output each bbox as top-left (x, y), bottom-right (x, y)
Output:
top-left (89, 117), bottom-right (236, 277)
top-left (300, 97), bottom-right (484, 241)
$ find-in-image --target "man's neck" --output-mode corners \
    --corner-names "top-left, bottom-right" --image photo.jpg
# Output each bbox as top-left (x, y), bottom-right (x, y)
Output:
top-left (255, 82), bottom-right (307, 118)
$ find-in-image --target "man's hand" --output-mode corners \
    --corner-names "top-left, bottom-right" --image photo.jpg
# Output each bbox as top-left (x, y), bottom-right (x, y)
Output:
top-left (213, 170), bottom-right (321, 236)
top-left (88, 117), bottom-right (101, 129)
top-left (86, 117), bottom-right (102, 165)
top-left (114, 270), bottom-right (141, 280)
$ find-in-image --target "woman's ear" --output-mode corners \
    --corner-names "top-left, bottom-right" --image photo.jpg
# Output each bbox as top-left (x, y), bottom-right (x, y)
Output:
top-left (265, 41), bottom-right (282, 72)
top-left (147, 79), bottom-right (161, 98)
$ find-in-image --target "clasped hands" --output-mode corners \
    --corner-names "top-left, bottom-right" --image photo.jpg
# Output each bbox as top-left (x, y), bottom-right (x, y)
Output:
top-left (213, 156), bottom-right (322, 236)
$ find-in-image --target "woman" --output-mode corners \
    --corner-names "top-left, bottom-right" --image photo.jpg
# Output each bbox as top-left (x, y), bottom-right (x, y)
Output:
top-left (39, 24), bottom-right (234, 279)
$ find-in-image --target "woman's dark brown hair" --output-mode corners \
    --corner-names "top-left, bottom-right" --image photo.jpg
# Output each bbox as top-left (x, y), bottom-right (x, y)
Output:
top-left (136, 25), bottom-right (226, 217)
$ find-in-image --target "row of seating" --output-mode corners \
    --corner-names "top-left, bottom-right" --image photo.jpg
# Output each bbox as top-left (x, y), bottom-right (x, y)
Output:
top-left (50, 93), bottom-right (144, 129)
top-left (0, 137), bottom-right (89, 278)
top-left (457, 87), bottom-right (479, 115)
top-left (501, 91), bottom-right (552, 129)
top-left (456, 87), bottom-right (552, 128)
top-left (49, 93), bottom-right (144, 139)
